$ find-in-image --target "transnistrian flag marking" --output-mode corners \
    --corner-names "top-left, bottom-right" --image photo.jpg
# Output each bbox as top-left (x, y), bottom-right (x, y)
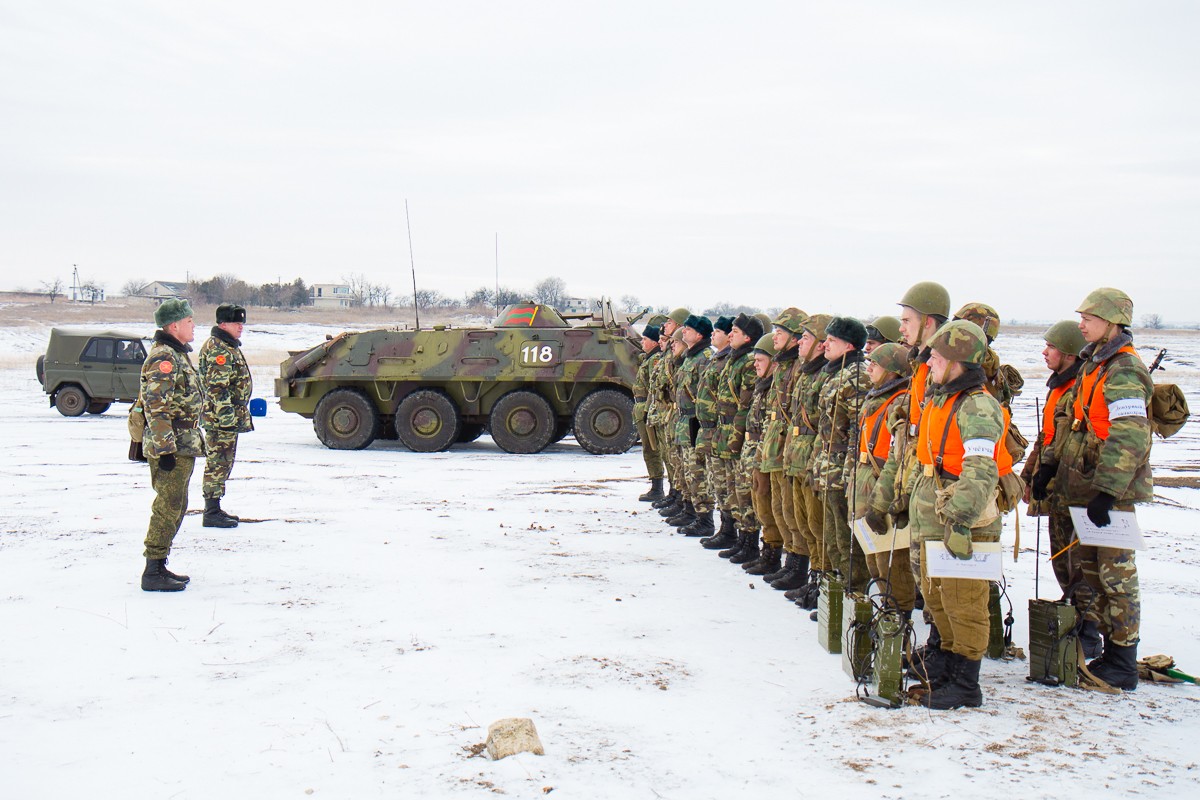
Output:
top-left (503, 305), bottom-right (539, 326)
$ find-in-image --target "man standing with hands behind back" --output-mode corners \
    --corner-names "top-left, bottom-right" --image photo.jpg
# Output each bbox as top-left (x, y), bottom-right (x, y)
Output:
top-left (199, 303), bottom-right (254, 529)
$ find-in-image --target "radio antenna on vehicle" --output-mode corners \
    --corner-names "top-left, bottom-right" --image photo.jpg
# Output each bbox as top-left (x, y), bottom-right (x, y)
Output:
top-left (405, 199), bottom-right (420, 330)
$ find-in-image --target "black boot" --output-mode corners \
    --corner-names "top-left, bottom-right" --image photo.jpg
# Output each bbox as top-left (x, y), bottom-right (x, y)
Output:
top-left (141, 558), bottom-right (186, 592)
top-left (658, 494), bottom-right (683, 517)
top-left (778, 555), bottom-right (810, 591)
top-left (652, 488), bottom-right (679, 509)
top-left (718, 531), bottom-right (747, 559)
top-left (745, 544), bottom-right (782, 575)
top-left (1088, 642), bottom-right (1139, 691)
top-left (667, 500), bottom-right (696, 528)
top-left (1078, 620), bottom-right (1103, 661)
top-left (203, 497), bottom-right (238, 529)
top-left (162, 558), bottom-right (190, 584)
top-left (639, 477), bottom-right (665, 502)
top-left (701, 511), bottom-right (737, 549)
top-left (728, 531), bottom-right (760, 565)
top-left (904, 623), bottom-right (942, 671)
top-left (680, 508), bottom-right (714, 537)
top-left (924, 654), bottom-right (983, 709)
top-left (770, 554), bottom-right (810, 590)
top-left (763, 552), bottom-right (795, 584)
top-left (907, 645), bottom-right (951, 684)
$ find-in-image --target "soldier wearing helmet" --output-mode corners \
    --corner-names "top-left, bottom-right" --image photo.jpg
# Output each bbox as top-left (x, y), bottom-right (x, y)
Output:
top-left (1032, 288), bottom-right (1153, 691)
top-left (864, 316), bottom-right (902, 354)
top-left (741, 332), bottom-right (783, 567)
top-left (902, 319), bottom-right (1003, 709)
top-left (953, 302), bottom-right (1024, 407)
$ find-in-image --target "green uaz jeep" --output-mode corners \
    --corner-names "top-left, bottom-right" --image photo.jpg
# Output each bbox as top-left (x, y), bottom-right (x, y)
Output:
top-left (36, 328), bottom-right (150, 416)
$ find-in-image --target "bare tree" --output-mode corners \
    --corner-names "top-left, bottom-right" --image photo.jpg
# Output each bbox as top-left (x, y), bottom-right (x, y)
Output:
top-left (533, 276), bottom-right (567, 308)
top-left (1141, 313), bottom-right (1165, 330)
top-left (121, 278), bottom-right (148, 297)
top-left (40, 278), bottom-right (65, 303)
top-left (342, 273), bottom-right (371, 307)
top-left (619, 294), bottom-right (643, 313)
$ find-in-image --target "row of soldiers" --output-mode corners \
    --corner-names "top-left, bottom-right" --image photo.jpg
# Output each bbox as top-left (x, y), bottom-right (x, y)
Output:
top-left (631, 283), bottom-right (1154, 707)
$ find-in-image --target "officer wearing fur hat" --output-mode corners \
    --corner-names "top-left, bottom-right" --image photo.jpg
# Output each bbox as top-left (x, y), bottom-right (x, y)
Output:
top-left (691, 317), bottom-right (733, 537)
top-left (198, 304), bottom-right (253, 528)
top-left (634, 315), bottom-right (669, 502)
top-left (711, 313), bottom-right (765, 551)
top-left (1033, 288), bottom-right (1153, 691)
top-left (906, 320), bottom-right (1004, 709)
top-left (139, 298), bottom-right (205, 592)
top-left (670, 315), bottom-right (715, 535)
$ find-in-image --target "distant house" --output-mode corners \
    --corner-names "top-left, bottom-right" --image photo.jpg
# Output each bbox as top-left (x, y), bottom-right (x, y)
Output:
top-left (311, 283), bottom-right (354, 309)
top-left (72, 284), bottom-right (106, 303)
top-left (141, 281), bottom-right (189, 302)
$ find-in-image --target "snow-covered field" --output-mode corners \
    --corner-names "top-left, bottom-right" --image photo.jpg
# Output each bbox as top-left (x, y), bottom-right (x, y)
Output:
top-left (2, 322), bottom-right (1198, 799)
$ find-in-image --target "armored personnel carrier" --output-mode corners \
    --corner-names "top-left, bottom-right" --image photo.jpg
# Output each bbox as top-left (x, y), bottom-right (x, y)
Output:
top-left (276, 301), bottom-right (643, 455)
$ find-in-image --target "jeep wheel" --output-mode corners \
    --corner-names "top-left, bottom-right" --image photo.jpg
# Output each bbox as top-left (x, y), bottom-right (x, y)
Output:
top-left (55, 385), bottom-right (89, 417)
top-left (35, 355), bottom-right (45, 387)
top-left (87, 401), bottom-right (113, 415)
top-left (395, 389), bottom-right (461, 452)
top-left (573, 389), bottom-right (636, 454)
top-left (313, 388), bottom-right (380, 450)
top-left (489, 390), bottom-right (555, 454)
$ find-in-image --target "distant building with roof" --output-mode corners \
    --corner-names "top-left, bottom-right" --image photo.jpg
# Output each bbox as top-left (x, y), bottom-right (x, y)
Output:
top-left (311, 283), bottom-right (354, 309)
top-left (140, 281), bottom-right (190, 302)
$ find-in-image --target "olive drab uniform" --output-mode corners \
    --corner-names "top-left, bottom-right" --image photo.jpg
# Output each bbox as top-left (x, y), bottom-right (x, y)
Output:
top-left (716, 340), bottom-right (759, 532)
top-left (675, 339), bottom-right (714, 513)
top-left (696, 345), bottom-right (730, 511)
top-left (634, 347), bottom-right (665, 481)
top-left (762, 346), bottom-right (801, 553)
top-left (813, 352), bottom-right (870, 592)
top-left (1045, 330), bottom-right (1153, 648)
top-left (745, 371), bottom-right (779, 548)
top-left (647, 347), bottom-right (681, 496)
top-left (199, 327), bottom-right (253, 500)
top-left (787, 353), bottom-right (829, 570)
top-left (141, 331), bottom-right (205, 560)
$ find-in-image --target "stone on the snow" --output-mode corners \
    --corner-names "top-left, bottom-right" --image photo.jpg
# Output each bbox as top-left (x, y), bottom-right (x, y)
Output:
top-left (485, 717), bottom-right (545, 760)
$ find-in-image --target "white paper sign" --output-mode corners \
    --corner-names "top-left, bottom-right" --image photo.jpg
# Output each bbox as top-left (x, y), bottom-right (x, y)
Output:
top-left (852, 517), bottom-right (911, 555)
top-left (1068, 508), bottom-right (1144, 550)
top-left (924, 541), bottom-right (1004, 581)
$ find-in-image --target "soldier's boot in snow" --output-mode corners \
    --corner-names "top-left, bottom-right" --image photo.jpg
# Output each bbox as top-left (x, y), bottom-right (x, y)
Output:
top-left (162, 558), bottom-right (190, 584)
top-left (719, 531), bottom-right (748, 559)
top-left (658, 494), bottom-right (683, 517)
top-left (924, 654), bottom-right (983, 709)
top-left (680, 509), bottom-right (715, 537)
top-left (701, 511), bottom-right (737, 549)
top-left (1078, 620), bottom-right (1103, 661)
top-left (770, 554), bottom-right (810, 591)
top-left (203, 498), bottom-right (238, 528)
top-left (1088, 642), bottom-right (1139, 691)
top-left (667, 500), bottom-right (695, 528)
top-left (762, 552), bottom-right (794, 584)
top-left (907, 645), bottom-right (951, 685)
top-left (904, 623), bottom-right (942, 673)
top-left (639, 477), bottom-right (665, 502)
top-left (745, 544), bottom-right (782, 575)
top-left (652, 488), bottom-right (679, 510)
top-left (141, 558), bottom-right (186, 592)
top-left (728, 531), bottom-right (760, 565)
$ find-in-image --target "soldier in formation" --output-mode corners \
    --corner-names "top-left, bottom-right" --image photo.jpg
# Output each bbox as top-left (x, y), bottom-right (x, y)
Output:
top-left (632, 283), bottom-right (1156, 702)
top-left (199, 303), bottom-right (254, 528)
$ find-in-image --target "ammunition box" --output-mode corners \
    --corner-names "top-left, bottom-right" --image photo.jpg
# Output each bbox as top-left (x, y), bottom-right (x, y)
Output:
top-left (869, 610), bottom-right (905, 707)
top-left (841, 593), bottom-right (874, 680)
top-left (1028, 599), bottom-right (1079, 687)
top-left (817, 575), bottom-right (845, 654)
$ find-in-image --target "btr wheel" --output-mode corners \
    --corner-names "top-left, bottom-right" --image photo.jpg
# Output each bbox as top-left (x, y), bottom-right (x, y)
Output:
top-left (550, 418), bottom-right (572, 443)
top-left (457, 422), bottom-right (486, 443)
top-left (55, 385), bottom-right (89, 417)
top-left (313, 388), bottom-right (380, 450)
top-left (573, 389), bottom-right (636, 454)
top-left (395, 389), bottom-right (461, 452)
top-left (489, 390), bottom-right (555, 454)
top-left (87, 401), bottom-right (113, 415)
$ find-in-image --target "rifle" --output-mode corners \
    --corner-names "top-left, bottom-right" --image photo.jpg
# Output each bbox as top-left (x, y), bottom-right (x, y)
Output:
top-left (1148, 348), bottom-right (1167, 373)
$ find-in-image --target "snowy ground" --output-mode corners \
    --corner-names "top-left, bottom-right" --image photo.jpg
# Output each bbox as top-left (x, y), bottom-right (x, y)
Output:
top-left (2, 323), bottom-right (1199, 798)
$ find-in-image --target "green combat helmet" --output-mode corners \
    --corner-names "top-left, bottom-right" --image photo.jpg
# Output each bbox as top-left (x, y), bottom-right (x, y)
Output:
top-left (866, 315), bottom-right (902, 344)
top-left (646, 313), bottom-right (669, 327)
top-left (868, 342), bottom-right (912, 376)
top-left (928, 319), bottom-right (988, 365)
top-left (1076, 287), bottom-right (1133, 327)
top-left (953, 302), bottom-right (1001, 343)
top-left (754, 312), bottom-right (774, 332)
top-left (801, 313), bottom-right (833, 342)
top-left (752, 333), bottom-right (778, 357)
top-left (1043, 320), bottom-right (1087, 357)
top-left (772, 307), bottom-right (808, 336)
top-left (899, 281), bottom-right (951, 318)
top-left (668, 307), bottom-right (692, 326)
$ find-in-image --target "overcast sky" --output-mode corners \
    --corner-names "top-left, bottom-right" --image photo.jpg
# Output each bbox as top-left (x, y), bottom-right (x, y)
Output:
top-left (2, 1), bottom-right (1197, 322)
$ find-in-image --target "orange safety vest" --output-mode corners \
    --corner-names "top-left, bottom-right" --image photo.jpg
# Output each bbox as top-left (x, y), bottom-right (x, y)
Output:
top-left (917, 389), bottom-right (1006, 478)
top-left (908, 361), bottom-right (930, 433)
top-left (1042, 383), bottom-right (1072, 444)
top-left (1072, 344), bottom-right (1141, 441)
top-left (859, 388), bottom-right (907, 460)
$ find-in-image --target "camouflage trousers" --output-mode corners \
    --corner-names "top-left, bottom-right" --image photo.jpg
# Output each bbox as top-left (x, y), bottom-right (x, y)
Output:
top-left (866, 545), bottom-right (916, 612)
top-left (1046, 500), bottom-right (1085, 597)
top-left (144, 454), bottom-right (195, 560)
top-left (729, 453), bottom-right (758, 531)
top-left (770, 471), bottom-right (802, 555)
top-left (822, 488), bottom-right (868, 594)
top-left (1078, 544), bottom-right (1140, 646)
top-left (681, 443), bottom-right (714, 513)
top-left (659, 426), bottom-right (684, 491)
top-left (635, 411), bottom-right (664, 480)
top-left (792, 479), bottom-right (825, 569)
top-left (203, 428), bottom-right (240, 500)
top-left (752, 470), bottom-right (783, 546)
top-left (706, 444), bottom-right (732, 511)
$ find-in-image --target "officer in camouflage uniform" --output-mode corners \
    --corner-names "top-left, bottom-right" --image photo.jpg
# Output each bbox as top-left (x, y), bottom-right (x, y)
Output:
top-left (671, 315), bottom-right (714, 535)
top-left (813, 317), bottom-right (871, 597)
top-left (139, 298), bottom-right (205, 592)
top-left (906, 320), bottom-right (1003, 709)
top-left (634, 316), bottom-right (668, 502)
top-left (738, 332), bottom-right (780, 568)
top-left (651, 310), bottom-right (690, 519)
top-left (199, 303), bottom-right (253, 528)
top-left (716, 314), bottom-right (764, 554)
top-left (659, 329), bottom-right (692, 525)
top-left (864, 316), bottom-right (902, 354)
top-left (692, 317), bottom-right (732, 538)
top-left (1033, 288), bottom-right (1153, 691)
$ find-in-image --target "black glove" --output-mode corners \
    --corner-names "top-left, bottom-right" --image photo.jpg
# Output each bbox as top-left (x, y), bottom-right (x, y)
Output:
top-left (1087, 491), bottom-right (1115, 527)
top-left (158, 453), bottom-right (176, 472)
top-left (863, 508), bottom-right (889, 536)
top-left (1030, 467), bottom-right (1055, 502)
top-left (888, 498), bottom-right (910, 531)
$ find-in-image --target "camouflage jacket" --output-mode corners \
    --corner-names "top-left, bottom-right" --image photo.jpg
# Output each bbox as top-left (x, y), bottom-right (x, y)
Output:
top-left (140, 330), bottom-right (205, 459)
top-left (1045, 332), bottom-right (1153, 505)
top-left (674, 340), bottom-right (712, 445)
top-left (199, 327), bottom-right (254, 433)
top-left (852, 377), bottom-right (909, 519)
top-left (812, 352), bottom-right (869, 492)
top-left (909, 370), bottom-right (1004, 544)
top-left (759, 346), bottom-right (800, 473)
top-left (715, 343), bottom-right (757, 459)
top-left (633, 349), bottom-right (661, 425)
top-left (1019, 360), bottom-right (1081, 503)
top-left (782, 354), bottom-right (829, 479)
top-left (743, 374), bottom-right (774, 466)
top-left (646, 347), bottom-right (675, 427)
top-left (695, 346), bottom-right (730, 456)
